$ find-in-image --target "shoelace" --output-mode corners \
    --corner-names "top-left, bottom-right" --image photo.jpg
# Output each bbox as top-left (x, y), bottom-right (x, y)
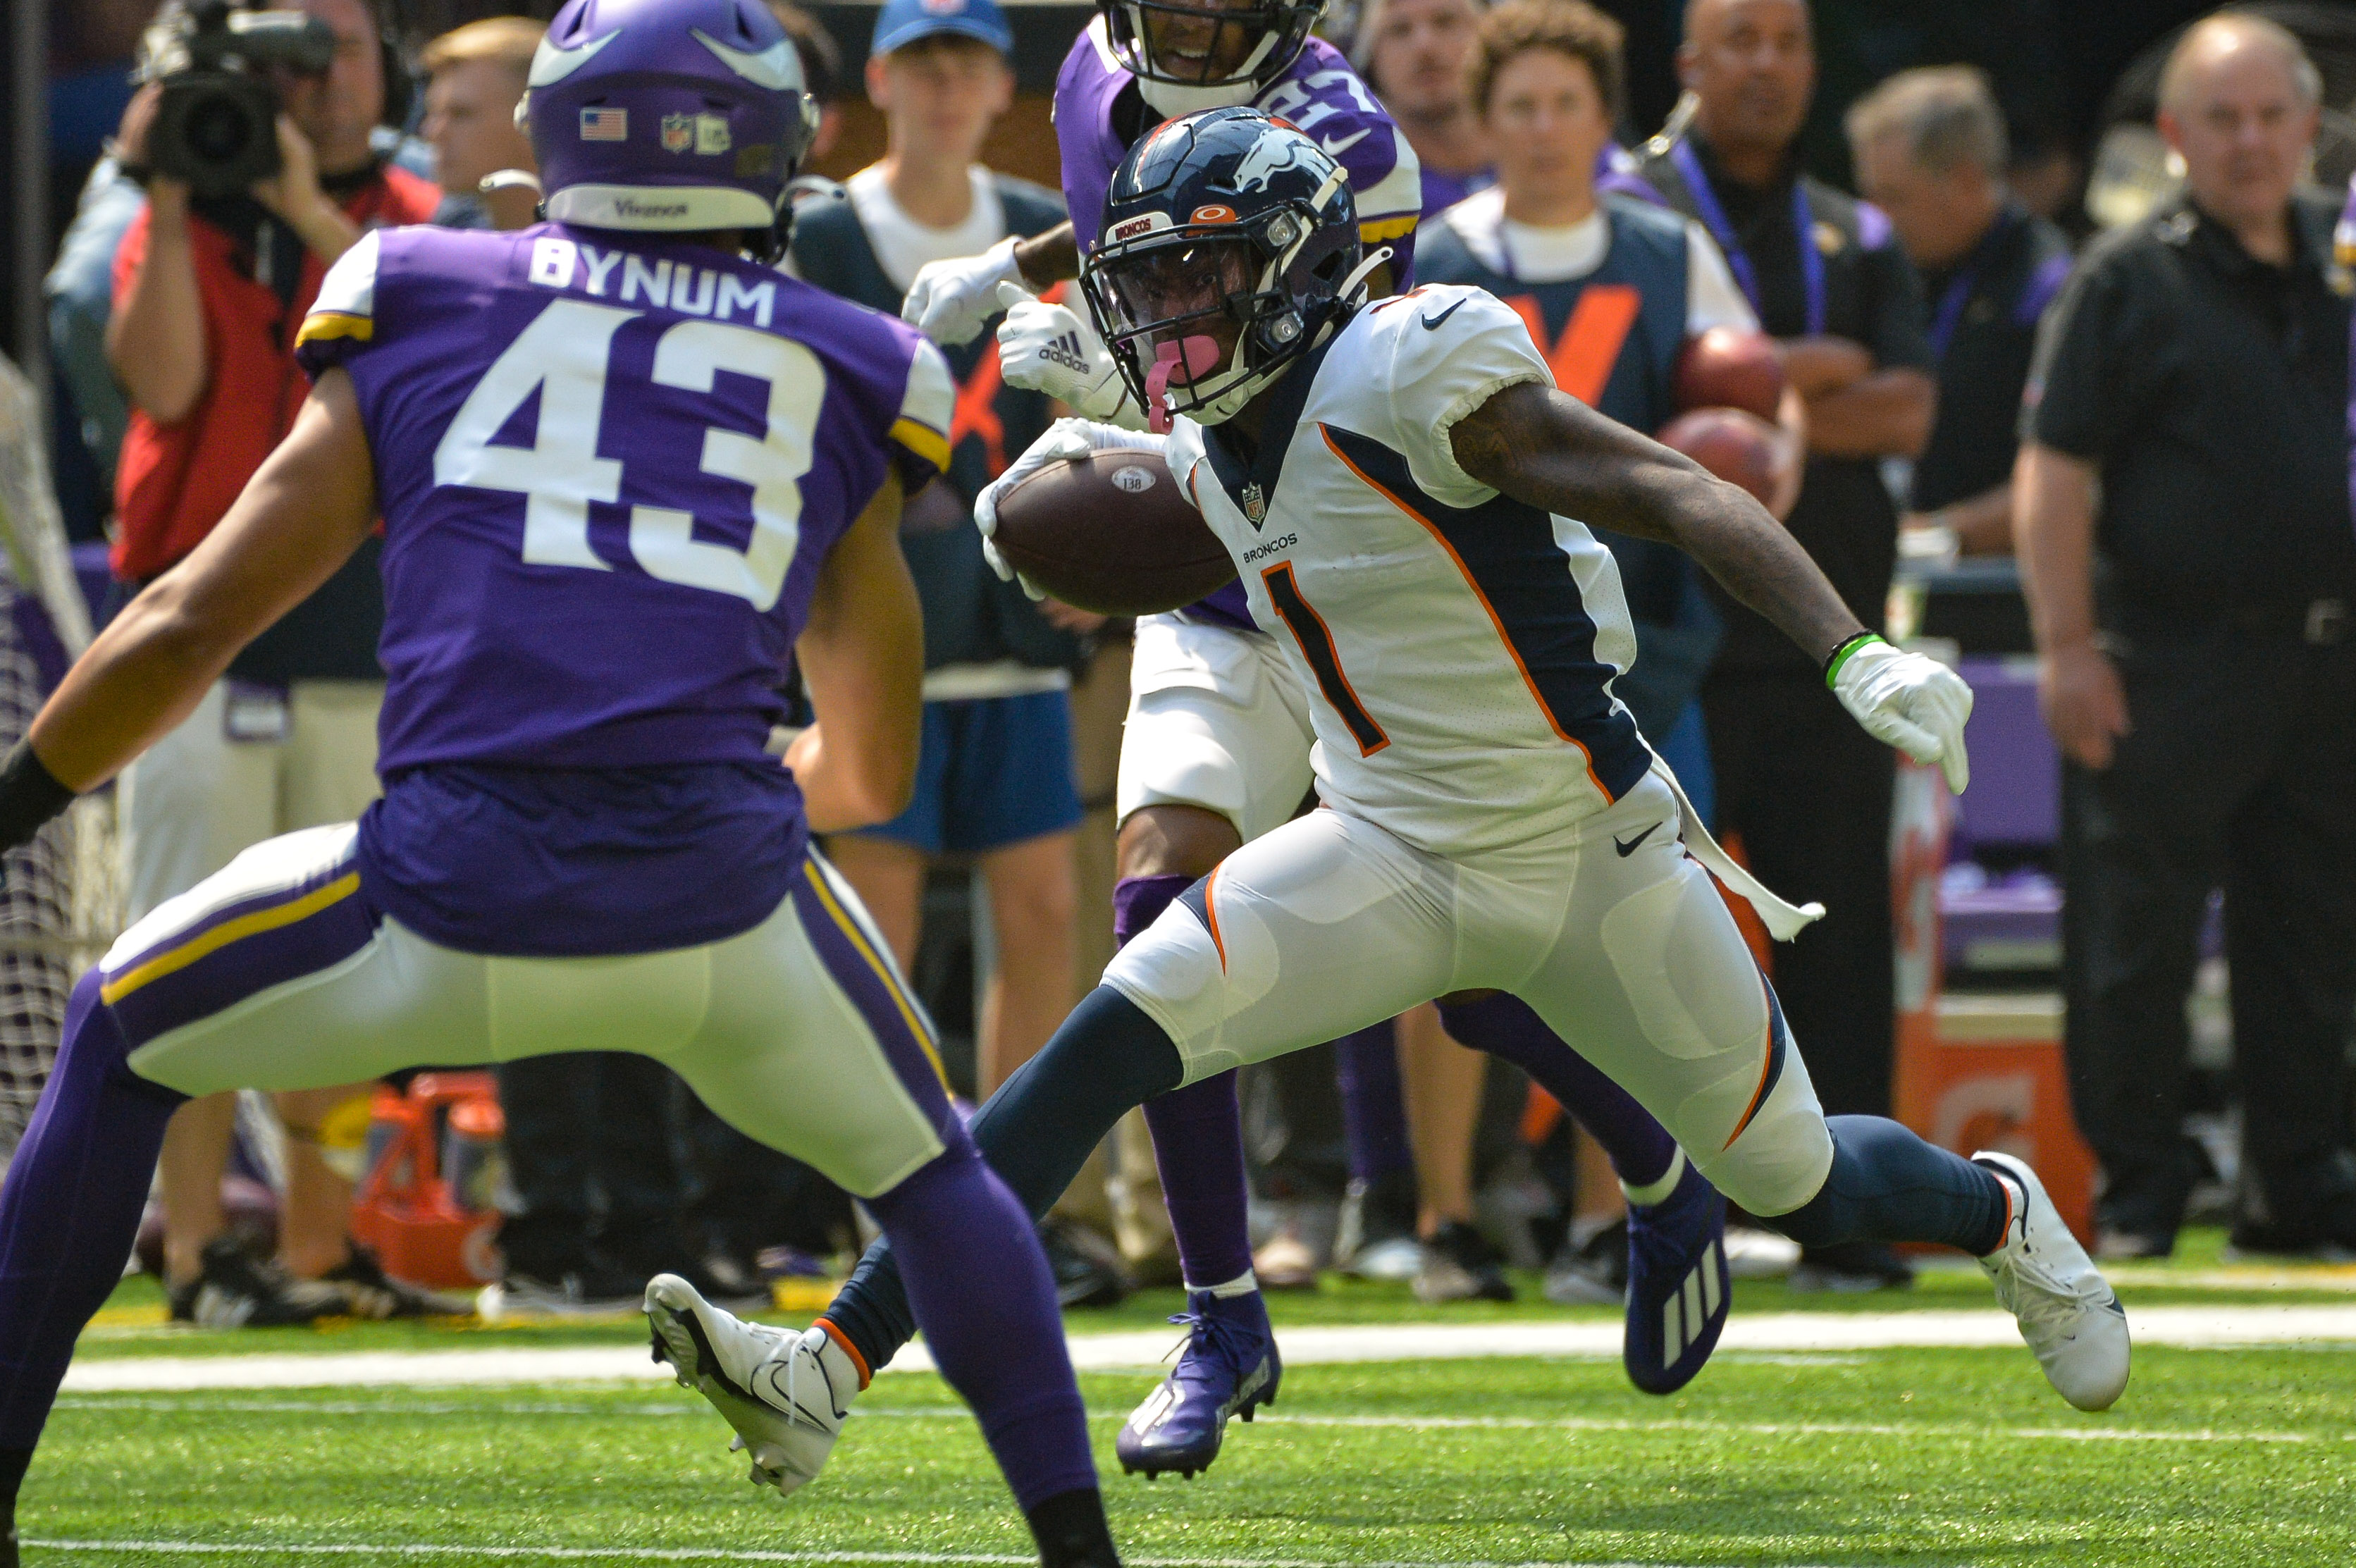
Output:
top-left (1163, 1305), bottom-right (1261, 1381)
top-left (1992, 1240), bottom-right (2102, 1334)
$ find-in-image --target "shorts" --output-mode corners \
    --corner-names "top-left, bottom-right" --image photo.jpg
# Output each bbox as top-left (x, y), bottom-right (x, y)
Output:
top-left (1102, 771), bottom-right (1837, 1217)
top-left (118, 679), bottom-right (383, 921)
top-left (104, 825), bottom-right (957, 1200)
top-left (1115, 613), bottom-right (1315, 843)
top-left (860, 690), bottom-right (1084, 856)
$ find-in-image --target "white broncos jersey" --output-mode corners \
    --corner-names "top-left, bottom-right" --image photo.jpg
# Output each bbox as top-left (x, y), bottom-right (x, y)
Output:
top-left (1164, 284), bottom-right (1654, 857)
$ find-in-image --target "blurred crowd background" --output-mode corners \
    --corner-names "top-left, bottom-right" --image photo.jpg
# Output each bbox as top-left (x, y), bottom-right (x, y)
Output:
top-left (0, 0), bottom-right (2352, 1328)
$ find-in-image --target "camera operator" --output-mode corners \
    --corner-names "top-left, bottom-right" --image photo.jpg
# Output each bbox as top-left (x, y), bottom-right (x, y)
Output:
top-left (104, 0), bottom-right (442, 1326)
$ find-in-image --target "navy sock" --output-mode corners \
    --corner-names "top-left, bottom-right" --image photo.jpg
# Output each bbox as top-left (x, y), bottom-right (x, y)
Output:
top-left (1025, 1486), bottom-right (1119, 1568)
top-left (863, 1137), bottom-right (1095, 1511)
top-left (1438, 992), bottom-right (1676, 1190)
top-left (1761, 1115), bottom-right (2009, 1256)
top-left (1142, 1072), bottom-right (1254, 1287)
top-left (827, 987), bottom-right (1187, 1373)
top-left (1118, 873), bottom-right (1256, 1288)
top-left (0, 973), bottom-right (185, 1450)
top-left (1336, 1019), bottom-right (1413, 1185)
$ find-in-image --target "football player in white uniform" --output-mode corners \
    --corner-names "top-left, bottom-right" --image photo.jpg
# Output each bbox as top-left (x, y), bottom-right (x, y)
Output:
top-left (653, 107), bottom-right (2130, 1501)
top-left (863, 0), bottom-right (1734, 1481)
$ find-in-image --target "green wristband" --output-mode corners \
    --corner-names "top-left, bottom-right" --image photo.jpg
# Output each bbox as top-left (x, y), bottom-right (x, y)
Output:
top-left (1822, 631), bottom-right (1882, 689)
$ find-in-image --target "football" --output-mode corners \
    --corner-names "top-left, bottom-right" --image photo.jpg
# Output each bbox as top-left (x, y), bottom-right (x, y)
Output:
top-left (989, 449), bottom-right (1237, 615)
top-left (1674, 326), bottom-right (1786, 420)
top-left (1659, 406), bottom-right (1784, 506)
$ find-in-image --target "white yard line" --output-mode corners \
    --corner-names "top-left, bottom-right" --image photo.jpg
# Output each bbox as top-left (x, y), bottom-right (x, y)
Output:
top-left (49, 1395), bottom-right (2354, 1447)
top-left (22, 1543), bottom-right (1826, 1568)
top-left (56, 1304), bottom-right (2356, 1393)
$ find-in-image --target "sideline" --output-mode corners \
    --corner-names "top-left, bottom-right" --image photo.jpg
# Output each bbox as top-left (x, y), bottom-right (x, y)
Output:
top-left (55, 1304), bottom-right (2356, 1393)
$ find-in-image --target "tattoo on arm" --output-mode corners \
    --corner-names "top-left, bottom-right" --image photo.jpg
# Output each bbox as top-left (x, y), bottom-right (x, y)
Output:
top-left (1451, 382), bottom-right (1865, 665)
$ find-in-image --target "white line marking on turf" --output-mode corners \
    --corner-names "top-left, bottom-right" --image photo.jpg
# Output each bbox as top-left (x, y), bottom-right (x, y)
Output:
top-left (23, 1543), bottom-right (1818, 1568)
top-left (49, 1395), bottom-right (2351, 1447)
top-left (57, 1304), bottom-right (2356, 1392)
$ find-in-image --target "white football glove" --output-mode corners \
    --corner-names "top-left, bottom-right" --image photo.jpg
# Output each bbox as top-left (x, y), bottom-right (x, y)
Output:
top-left (975, 417), bottom-right (1168, 600)
top-left (1829, 635), bottom-right (1975, 794)
top-left (994, 282), bottom-right (1145, 426)
top-left (901, 236), bottom-right (1028, 346)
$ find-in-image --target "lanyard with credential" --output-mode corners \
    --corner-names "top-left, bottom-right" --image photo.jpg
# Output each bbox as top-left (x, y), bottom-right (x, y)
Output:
top-left (1670, 137), bottom-right (1825, 335)
top-left (1924, 213), bottom-right (2018, 364)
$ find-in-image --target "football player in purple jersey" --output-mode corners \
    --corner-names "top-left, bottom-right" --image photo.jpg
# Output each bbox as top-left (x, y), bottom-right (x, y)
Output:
top-left (844, 0), bottom-right (1727, 1492)
top-left (0, 4), bottom-right (1116, 1564)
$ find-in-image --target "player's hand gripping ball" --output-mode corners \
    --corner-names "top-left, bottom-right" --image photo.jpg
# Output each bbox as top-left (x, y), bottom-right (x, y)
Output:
top-left (978, 422), bottom-right (1235, 615)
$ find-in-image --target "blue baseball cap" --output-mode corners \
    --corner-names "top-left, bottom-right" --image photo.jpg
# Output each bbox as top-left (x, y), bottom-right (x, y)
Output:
top-left (871, 0), bottom-right (1015, 58)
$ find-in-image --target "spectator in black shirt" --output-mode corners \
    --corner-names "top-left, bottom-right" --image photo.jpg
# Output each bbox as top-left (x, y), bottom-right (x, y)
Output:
top-left (2016, 14), bottom-right (2356, 1259)
top-left (1848, 67), bottom-right (2071, 557)
top-left (1636, 0), bottom-right (1935, 1293)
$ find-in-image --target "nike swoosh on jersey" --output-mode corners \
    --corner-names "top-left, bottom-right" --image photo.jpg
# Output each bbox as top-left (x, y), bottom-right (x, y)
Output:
top-left (1613, 822), bottom-right (1663, 857)
top-left (1321, 127), bottom-right (1372, 158)
top-left (1419, 299), bottom-right (1465, 331)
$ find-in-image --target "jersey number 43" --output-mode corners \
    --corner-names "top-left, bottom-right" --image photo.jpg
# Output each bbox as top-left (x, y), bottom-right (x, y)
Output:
top-left (433, 299), bottom-right (820, 612)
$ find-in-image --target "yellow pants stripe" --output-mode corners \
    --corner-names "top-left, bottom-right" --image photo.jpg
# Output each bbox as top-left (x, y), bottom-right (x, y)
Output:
top-left (101, 873), bottom-right (363, 1006)
top-left (803, 863), bottom-right (951, 1092)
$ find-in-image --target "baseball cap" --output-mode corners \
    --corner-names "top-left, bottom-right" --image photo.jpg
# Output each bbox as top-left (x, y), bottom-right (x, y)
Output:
top-left (871, 0), bottom-right (1015, 57)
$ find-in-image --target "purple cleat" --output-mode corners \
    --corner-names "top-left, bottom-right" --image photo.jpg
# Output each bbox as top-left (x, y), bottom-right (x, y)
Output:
top-left (1622, 1151), bottom-right (1731, 1395)
top-left (1115, 1289), bottom-right (1281, 1479)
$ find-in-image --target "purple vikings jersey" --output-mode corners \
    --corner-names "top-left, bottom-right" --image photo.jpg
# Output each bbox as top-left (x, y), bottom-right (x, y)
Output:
top-left (1056, 16), bottom-right (1421, 629)
top-left (1056, 19), bottom-right (1422, 273)
top-left (295, 222), bottom-right (952, 956)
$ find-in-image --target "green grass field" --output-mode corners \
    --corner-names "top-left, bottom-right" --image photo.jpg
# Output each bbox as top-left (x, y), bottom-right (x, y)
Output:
top-left (20, 1235), bottom-right (2356, 1567)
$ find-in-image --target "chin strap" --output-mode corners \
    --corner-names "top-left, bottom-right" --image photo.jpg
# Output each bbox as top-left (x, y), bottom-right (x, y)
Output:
top-left (1338, 245), bottom-right (1395, 308)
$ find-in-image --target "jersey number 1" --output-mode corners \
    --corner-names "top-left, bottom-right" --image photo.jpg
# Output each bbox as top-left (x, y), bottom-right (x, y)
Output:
top-left (1262, 562), bottom-right (1388, 756)
top-left (433, 299), bottom-right (821, 612)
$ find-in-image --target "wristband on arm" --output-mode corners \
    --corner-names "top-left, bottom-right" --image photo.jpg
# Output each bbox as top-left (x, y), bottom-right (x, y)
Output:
top-left (0, 742), bottom-right (78, 855)
top-left (1822, 631), bottom-right (1883, 688)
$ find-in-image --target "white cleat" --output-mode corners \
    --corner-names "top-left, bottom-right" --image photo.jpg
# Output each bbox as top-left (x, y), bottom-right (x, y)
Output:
top-left (643, 1273), bottom-right (863, 1495)
top-left (1973, 1151), bottom-right (2130, 1412)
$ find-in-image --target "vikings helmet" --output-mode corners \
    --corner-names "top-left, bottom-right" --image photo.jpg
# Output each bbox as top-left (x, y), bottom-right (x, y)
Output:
top-left (1083, 107), bottom-right (1373, 428)
top-left (523, 0), bottom-right (819, 256)
top-left (1100, 0), bottom-right (1326, 92)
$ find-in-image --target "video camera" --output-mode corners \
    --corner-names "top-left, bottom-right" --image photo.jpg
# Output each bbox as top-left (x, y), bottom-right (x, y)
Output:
top-left (142, 2), bottom-right (335, 198)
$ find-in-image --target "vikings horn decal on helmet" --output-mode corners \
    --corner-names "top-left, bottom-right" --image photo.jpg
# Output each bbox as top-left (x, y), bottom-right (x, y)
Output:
top-left (524, 0), bottom-right (819, 255)
top-left (1100, 0), bottom-right (1327, 91)
top-left (1082, 107), bottom-right (1372, 430)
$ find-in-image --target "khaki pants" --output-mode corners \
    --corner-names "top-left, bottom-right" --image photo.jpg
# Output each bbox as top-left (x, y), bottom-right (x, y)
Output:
top-left (120, 679), bottom-right (384, 918)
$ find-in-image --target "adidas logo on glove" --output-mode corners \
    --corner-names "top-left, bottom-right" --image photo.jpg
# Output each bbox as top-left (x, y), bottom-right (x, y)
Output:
top-left (1038, 331), bottom-right (1093, 374)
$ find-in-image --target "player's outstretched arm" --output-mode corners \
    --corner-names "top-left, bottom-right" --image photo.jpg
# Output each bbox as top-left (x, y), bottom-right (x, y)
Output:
top-left (25, 368), bottom-right (379, 795)
top-left (785, 471), bottom-right (925, 834)
top-left (1454, 381), bottom-right (1861, 662)
top-left (1450, 380), bottom-right (1972, 789)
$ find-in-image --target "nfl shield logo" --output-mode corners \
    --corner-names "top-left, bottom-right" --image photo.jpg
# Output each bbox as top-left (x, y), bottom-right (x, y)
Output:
top-left (661, 113), bottom-right (694, 153)
top-left (1241, 483), bottom-right (1267, 526)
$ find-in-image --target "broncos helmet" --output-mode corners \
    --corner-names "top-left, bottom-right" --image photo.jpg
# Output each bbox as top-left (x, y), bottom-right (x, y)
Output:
top-left (1101, 0), bottom-right (1326, 92)
top-left (522, 0), bottom-right (819, 259)
top-left (1083, 107), bottom-right (1379, 429)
